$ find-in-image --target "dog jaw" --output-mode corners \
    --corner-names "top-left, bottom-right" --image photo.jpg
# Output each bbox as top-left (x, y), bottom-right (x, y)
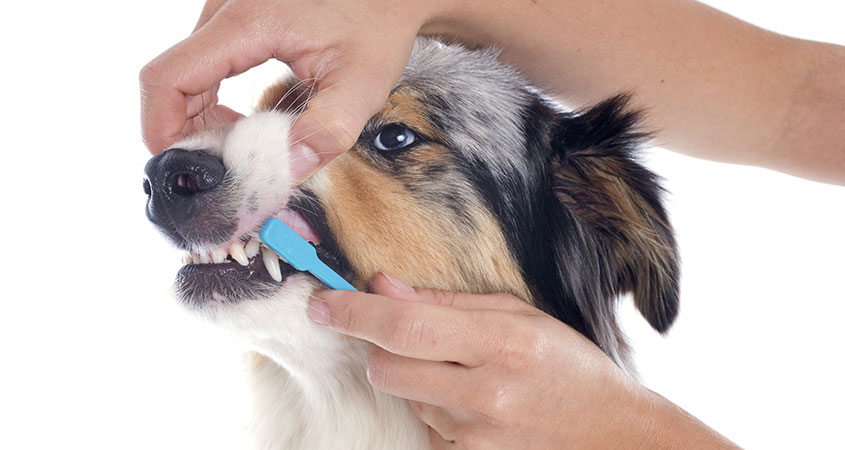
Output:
top-left (188, 256), bottom-right (429, 450)
top-left (165, 110), bottom-right (429, 449)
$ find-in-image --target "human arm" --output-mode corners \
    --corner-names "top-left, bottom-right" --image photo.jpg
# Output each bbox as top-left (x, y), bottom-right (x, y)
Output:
top-left (309, 274), bottom-right (739, 449)
top-left (421, 0), bottom-right (845, 184)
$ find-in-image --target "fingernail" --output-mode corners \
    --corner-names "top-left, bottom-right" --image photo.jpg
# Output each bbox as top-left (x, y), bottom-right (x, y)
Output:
top-left (289, 143), bottom-right (320, 181)
top-left (383, 273), bottom-right (415, 293)
top-left (307, 297), bottom-right (331, 325)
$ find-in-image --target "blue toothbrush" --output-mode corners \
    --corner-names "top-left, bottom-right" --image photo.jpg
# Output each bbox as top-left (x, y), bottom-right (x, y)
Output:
top-left (259, 218), bottom-right (357, 291)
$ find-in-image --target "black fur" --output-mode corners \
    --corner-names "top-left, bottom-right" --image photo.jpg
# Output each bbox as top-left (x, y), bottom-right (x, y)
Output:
top-left (461, 92), bottom-right (680, 363)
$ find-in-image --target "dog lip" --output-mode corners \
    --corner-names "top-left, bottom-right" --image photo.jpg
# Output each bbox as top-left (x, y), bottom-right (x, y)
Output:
top-left (175, 253), bottom-right (299, 306)
top-left (172, 189), bottom-right (355, 306)
top-left (178, 254), bottom-right (292, 279)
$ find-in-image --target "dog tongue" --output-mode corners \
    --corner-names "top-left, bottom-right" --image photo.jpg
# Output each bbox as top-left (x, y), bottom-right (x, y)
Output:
top-left (273, 208), bottom-right (321, 245)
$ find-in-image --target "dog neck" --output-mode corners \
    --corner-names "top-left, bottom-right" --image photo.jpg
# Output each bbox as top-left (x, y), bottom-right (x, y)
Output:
top-left (245, 338), bottom-right (430, 450)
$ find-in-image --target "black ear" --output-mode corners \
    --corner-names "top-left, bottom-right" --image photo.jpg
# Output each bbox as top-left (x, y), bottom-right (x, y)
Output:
top-left (551, 95), bottom-right (680, 333)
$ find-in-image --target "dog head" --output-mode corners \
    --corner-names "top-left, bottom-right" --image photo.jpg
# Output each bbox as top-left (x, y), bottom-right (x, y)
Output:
top-left (144, 38), bottom-right (679, 372)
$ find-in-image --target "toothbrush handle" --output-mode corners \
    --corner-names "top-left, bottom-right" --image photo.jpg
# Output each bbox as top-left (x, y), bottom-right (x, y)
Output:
top-left (310, 260), bottom-right (357, 291)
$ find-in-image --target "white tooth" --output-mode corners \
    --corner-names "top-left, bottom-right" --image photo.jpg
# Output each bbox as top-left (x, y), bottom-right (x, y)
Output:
top-left (261, 246), bottom-right (283, 282)
top-left (230, 242), bottom-right (249, 266)
top-left (199, 252), bottom-right (211, 264)
top-left (245, 238), bottom-right (261, 258)
top-left (212, 248), bottom-right (228, 264)
top-left (182, 254), bottom-right (193, 266)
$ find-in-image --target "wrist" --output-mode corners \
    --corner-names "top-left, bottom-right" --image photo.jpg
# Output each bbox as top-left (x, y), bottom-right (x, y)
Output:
top-left (613, 381), bottom-right (739, 449)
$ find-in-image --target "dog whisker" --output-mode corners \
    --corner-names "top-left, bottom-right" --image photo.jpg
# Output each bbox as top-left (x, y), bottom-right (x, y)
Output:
top-left (274, 76), bottom-right (320, 112)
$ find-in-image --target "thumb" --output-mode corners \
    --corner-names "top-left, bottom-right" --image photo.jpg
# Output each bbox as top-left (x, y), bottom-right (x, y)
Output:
top-left (287, 49), bottom-right (410, 181)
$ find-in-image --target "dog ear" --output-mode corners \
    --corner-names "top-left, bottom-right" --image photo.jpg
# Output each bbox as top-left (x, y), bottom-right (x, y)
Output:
top-left (550, 95), bottom-right (680, 333)
top-left (256, 75), bottom-right (313, 115)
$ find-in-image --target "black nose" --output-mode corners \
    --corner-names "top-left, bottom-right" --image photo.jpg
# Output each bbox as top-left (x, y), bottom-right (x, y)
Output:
top-left (144, 148), bottom-right (226, 245)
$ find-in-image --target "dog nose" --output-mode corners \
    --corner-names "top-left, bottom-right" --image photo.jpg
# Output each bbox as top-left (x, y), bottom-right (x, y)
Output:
top-left (144, 148), bottom-right (226, 238)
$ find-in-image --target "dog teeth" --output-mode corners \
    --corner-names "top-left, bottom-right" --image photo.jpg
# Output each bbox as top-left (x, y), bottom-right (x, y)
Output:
top-left (198, 252), bottom-right (211, 264)
top-left (180, 237), bottom-right (270, 269)
top-left (261, 246), bottom-right (283, 282)
top-left (230, 242), bottom-right (249, 266)
top-left (211, 248), bottom-right (228, 264)
top-left (245, 238), bottom-right (261, 258)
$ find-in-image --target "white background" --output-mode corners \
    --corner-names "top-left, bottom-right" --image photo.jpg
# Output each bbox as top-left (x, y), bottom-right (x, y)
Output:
top-left (0, 1), bottom-right (842, 448)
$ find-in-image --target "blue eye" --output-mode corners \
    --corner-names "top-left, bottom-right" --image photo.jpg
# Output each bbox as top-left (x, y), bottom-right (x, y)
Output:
top-left (374, 124), bottom-right (416, 151)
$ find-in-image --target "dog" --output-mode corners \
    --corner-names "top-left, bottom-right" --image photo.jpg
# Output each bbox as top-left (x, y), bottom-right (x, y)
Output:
top-left (144, 38), bottom-right (680, 450)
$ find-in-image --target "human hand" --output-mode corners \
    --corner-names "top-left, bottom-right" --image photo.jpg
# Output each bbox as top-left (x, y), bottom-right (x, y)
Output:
top-left (308, 273), bottom-right (716, 449)
top-left (140, 0), bottom-right (444, 180)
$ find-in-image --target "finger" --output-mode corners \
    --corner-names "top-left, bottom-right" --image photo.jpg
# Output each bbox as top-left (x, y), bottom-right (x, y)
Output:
top-left (310, 290), bottom-right (504, 366)
top-left (173, 104), bottom-right (245, 147)
top-left (429, 426), bottom-right (459, 450)
top-left (409, 402), bottom-right (460, 447)
top-left (286, 45), bottom-right (412, 181)
top-left (140, 11), bottom-right (275, 154)
top-left (185, 83), bottom-right (220, 119)
top-left (369, 273), bottom-right (537, 314)
top-left (193, 0), bottom-right (230, 32)
top-left (205, 104), bottom-right (244, 125)
top-left (189, 104), bottom-right (245, 131)
top-left (367, 345), bottom-right (470, 407)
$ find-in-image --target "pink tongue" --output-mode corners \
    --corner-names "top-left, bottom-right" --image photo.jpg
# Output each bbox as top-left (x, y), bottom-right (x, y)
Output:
top-left (273, 209), bottom-right (322, 245)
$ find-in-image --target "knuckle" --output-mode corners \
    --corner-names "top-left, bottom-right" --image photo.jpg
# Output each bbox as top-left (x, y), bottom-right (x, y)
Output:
top-left (365, 347), bottom-right (393, 391)
top-left (328, 299), bottom-right (355, 331)
top-left (387, 307), bottom-right (427, 354)
top-left (302, 100), bottom-right (363, 150)
top-left (487, 316), bottom-right (543, 370)
top-left (321, 113), bottom-right (360, 150)
top-left (331, 125), bottom-right (359, 151)
top-left (407, 400), bottom-right (425, 418)
top-left (213, 1), bottom-right (259, 32)
top-left (429, 289), bottom-right (458, 307)
top-left (138, 60), bottom-right (161, 87)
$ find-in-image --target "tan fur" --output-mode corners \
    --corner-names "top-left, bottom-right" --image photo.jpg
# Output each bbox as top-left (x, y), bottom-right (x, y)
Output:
top-left (375, 90), bottom-right (441, 139)
top-left (316, 152), bottom-right (532, 302)
top-left (257, 78), bottom-right (313, 114)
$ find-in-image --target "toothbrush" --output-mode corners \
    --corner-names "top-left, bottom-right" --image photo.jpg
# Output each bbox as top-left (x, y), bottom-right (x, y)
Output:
top-left (259, 218), bottom-right (357, 291)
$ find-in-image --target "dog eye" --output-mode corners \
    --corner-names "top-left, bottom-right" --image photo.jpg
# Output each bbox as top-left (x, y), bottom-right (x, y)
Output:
top-left (374, 124), bottom-right (416, 151)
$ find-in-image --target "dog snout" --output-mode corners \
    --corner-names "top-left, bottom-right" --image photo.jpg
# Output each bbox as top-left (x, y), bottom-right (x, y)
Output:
top-left (144, 148), bottom-right (226, 244)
